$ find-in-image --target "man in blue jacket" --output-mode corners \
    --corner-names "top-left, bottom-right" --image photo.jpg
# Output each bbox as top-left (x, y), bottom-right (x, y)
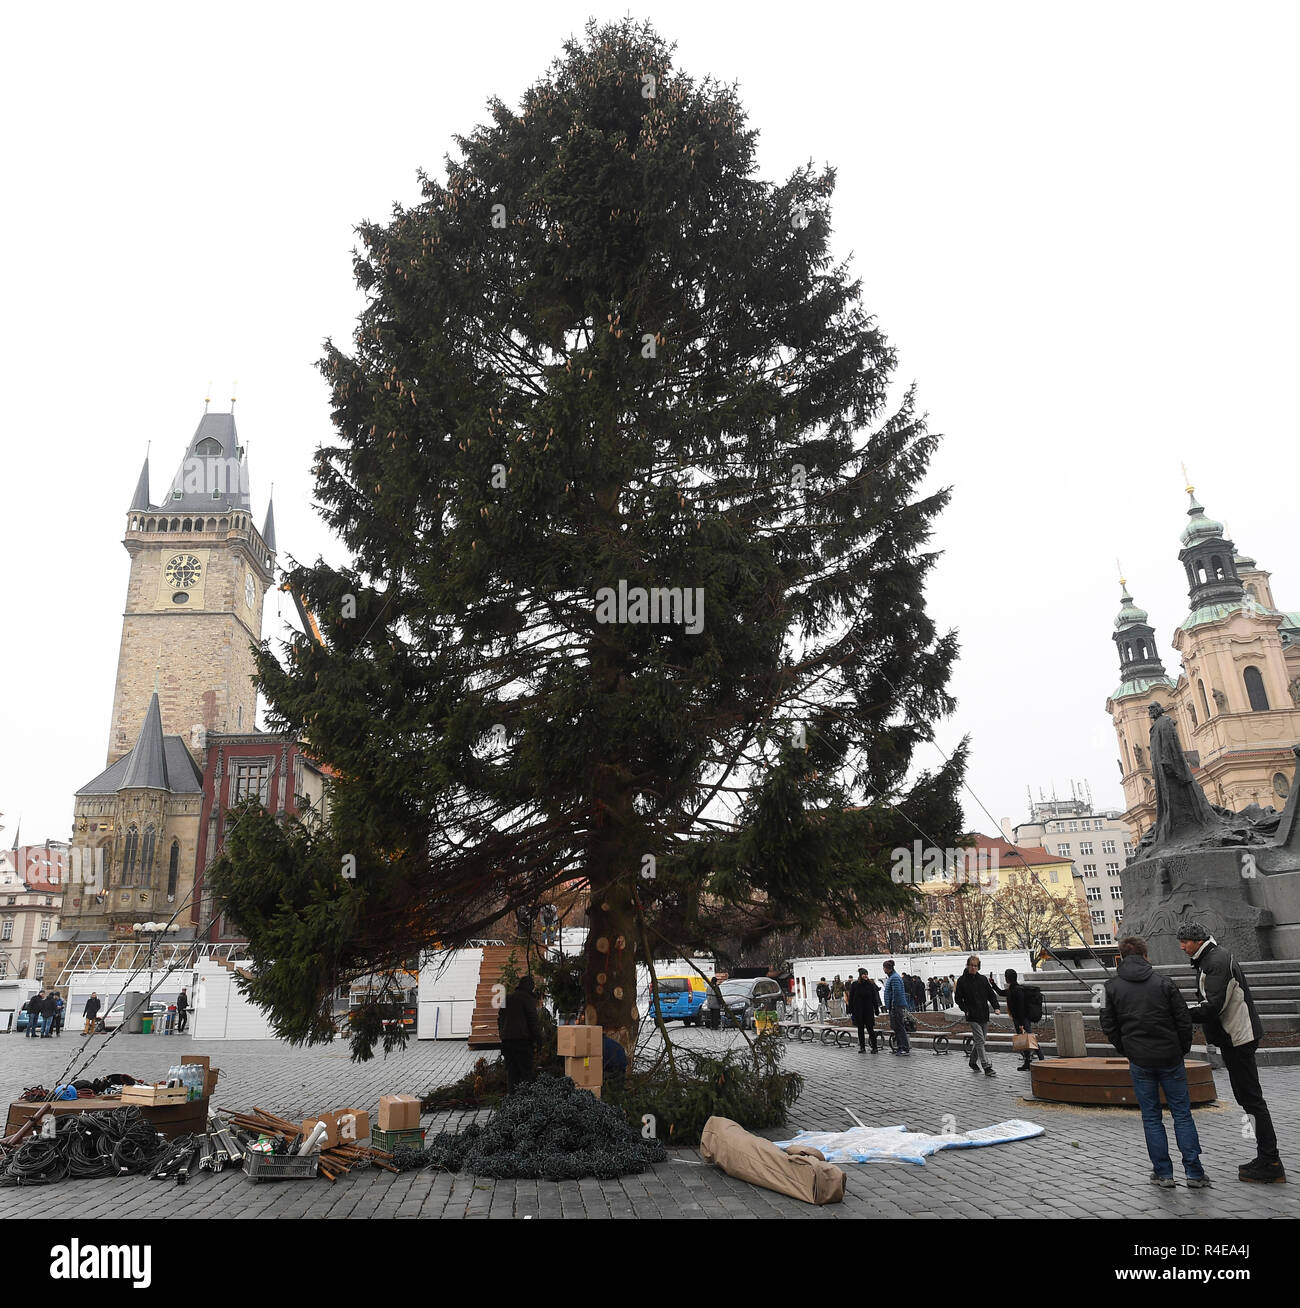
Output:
top-left (1101, 935), bottom-right (1209, 1189)
top-left (881, 960), bottom-right (909, 1055)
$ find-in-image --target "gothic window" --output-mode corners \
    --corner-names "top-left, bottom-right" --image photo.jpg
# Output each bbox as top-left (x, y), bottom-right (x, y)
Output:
top-left (167, 840), bottom-right (180, 901)
top-left (195, 437), bottom-right (223, 456)
top-left (1243, 666), bottom-right (1270, 712)
top-left (122, 825), bottom-right (139, 886)
top-left (1198, 679), bottom-right (1211, 720)
top-left (140, 826), bottom-right (156, 883)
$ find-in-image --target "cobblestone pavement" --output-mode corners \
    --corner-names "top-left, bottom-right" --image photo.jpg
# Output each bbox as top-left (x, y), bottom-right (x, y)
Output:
top-left (2, 1027), bottom-right (1296, 1219)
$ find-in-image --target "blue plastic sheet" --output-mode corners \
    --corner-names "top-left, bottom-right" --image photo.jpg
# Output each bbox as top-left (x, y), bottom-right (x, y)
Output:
top-left (773, 1119), bottom-right (1045, 1166)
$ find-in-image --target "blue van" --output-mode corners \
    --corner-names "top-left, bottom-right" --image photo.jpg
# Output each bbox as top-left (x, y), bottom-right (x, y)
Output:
top-left (649, 975), bottom-right (708, 1026)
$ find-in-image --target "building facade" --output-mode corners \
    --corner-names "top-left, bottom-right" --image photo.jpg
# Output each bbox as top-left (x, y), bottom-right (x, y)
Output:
top-left (0, 843), bottom-right (67, 986)
top-left (1106, 486), bottom-right (1300, 842)
top-left (48, 408), bottom-right (278, 982)
top-left (1004, 791), bottom-right (1133, 947)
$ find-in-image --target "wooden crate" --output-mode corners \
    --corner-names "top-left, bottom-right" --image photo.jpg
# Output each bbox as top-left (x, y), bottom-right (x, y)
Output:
top-left (119, 1084), bottom-right (189, 1107)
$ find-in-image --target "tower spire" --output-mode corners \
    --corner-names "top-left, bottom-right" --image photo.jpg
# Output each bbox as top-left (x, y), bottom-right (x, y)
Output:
top-left (1113, 576), bottom-right (1170, 686)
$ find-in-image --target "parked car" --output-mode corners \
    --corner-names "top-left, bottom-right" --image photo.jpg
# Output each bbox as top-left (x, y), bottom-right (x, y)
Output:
top-left (99, 1001), bottom-right (167, 1032)
top-left (700, 977), bottom-right (787, 1030)
top-left (649, 975), bottom-right (709, 1026)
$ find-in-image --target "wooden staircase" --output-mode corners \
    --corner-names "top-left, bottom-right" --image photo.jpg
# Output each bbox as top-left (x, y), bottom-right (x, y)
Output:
top-left (467, 945), bottom-right (521, 1050)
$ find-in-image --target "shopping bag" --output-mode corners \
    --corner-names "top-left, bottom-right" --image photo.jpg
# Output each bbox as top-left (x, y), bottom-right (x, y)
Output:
top-left (1011, 1033), bottom-right (1039, 1052)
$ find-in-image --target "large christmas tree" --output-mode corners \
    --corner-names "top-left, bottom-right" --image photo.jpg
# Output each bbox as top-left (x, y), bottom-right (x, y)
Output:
top-left (210, 18), bottom-right (966, 1057)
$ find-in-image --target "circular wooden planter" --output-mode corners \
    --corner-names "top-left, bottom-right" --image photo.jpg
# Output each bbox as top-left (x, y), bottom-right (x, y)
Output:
top-left (1029, 1057), bottom-right (1217, 1106)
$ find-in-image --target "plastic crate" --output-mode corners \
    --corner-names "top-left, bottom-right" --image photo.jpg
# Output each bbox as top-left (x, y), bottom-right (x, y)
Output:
top-left (244, 1150), bottom-right (320, 1182)
top-left (371, 1126), bottom-right (426, 1152)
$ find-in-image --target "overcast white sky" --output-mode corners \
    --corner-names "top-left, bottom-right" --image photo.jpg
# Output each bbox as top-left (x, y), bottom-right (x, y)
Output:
top-left (2, 1), bottom-right (1297, 849)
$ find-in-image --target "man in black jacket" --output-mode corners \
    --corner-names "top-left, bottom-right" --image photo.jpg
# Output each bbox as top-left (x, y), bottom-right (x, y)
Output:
top-left (954, 956), bottom-right (1002, 1076)
top-left (1101, 935), bottom-right (1209, 1189)
top-left (497, 975), bottom-right (543, 1093)
top-left (847, 968), bottom-right (881, 1052)
top-left (815, 977), bottom-right (831, 1023)
top-left (82, 992), bottom-right (102, 1035)
top-left (1178, 923), bottom-right (1284, 1184)
top-left (24, 991), bottom-right (45, 1038)
top-left (176, 988), bottom-right (190, 1034)
top-left (40, 990), bottom-right (60, 1038)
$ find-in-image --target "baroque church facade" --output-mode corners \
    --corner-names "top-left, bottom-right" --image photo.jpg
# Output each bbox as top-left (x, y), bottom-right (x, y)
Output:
top-left (1106, 485), bottom-right (1300, 843)
top-left (48, 409), bottom-right (309, 979)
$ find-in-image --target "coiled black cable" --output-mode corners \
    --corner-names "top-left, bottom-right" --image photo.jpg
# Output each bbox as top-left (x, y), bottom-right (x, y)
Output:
top-left (0, 1105), bottom-right (164, 1186)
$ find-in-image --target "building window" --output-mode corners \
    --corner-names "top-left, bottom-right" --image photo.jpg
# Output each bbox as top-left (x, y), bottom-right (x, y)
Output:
top-left (1110, 886), bottom-right (1123, 900)
top-left (1087, 887), bottom-right (1102, 903)
top-left (1094, 819), bottom-right (1104, 831)
top-left (0, 959), bottom-right (6, 980)
top-left (1079, 841), bottom-right (1094, 855)
top-left (4, 896), bottom-right (13, 906)
top-left (996, 934), bottom-right (1007, 951)
top-left (931, 929), bottom-right (943, 948)
top-left (34, 959), bottom-right (45, 980)
top-left (231, 760), bottom-right (271, 805)
top-left (1123, 842), bottom-right (1134, 856)
top-left (1106, 862), bottom-right (1120, 875)
top-left (1069, 821), bottom-right (1079, 831)
top-left (1243, 666), bottom-right (1270, 712)
top-left (949, 931), bottom-right (963, 948)
top-left (122, 825), bottom-right (139, 886)
top-left (1, 918), bottom-right (12, 940)
top-left (1058, 935), bottom-right (1070, 948)
top-left (39, 918), bottom-right (51, 941)
top-left (1091, 910), bottom-right (1106, 926)
top-left (1057, 843), bottom-right (1070, 855)
top-left (1049, 868), bottom-right (1060, 883)
top-left (167, 840), bottom-right (180, 901)
top-left (141, 826), bottom-right (156, 883)
top-left (1101, 839), bottom-right (1116, 854)
top-left (1094, 933), bottom-right (1114, 947)
top-left (1083, 863), bottom-right (1097, 877)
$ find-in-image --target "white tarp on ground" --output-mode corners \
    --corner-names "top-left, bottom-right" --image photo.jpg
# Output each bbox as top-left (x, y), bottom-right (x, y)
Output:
top-left (774, 1119), bottom-right (1045, 1166)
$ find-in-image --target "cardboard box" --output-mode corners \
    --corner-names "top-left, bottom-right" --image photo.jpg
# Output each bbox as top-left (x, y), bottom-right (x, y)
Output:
top-left (378, 1094), bottom-right (420, 1131)
top-left (564, 1054), bottom-right (602, 1088)
top-left (335, 1108), bottom-right (370, 1143)
top-left (302, 1111), bottom-right (340, 1149)
top-left (557, 1024), bottom-right (602, 1058)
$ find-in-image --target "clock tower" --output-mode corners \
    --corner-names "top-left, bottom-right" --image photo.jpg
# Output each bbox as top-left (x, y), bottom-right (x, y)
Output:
top-left (108, 409), bottom-right (277, 767)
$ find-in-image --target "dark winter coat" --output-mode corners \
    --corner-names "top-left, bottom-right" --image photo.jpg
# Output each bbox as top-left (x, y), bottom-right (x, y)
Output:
top-left (176, 992), bottom-right (189, 1014)
top-left (41, 994), bottom-right (60, 1018)
top-left (1006, 981), bottom-right (1033, 1032)
top-left (847, 977), bottom-right (881, 1020)
top-left (815, 982), bottom-right (831, 1003)
top-left (497, 978), bottom-right (542, 1044)
top-left (25, 995), bottom-right (44, 1017)
top-left (954, 971), bottom-right (1002, 1025)
top-left (1186, 939), bottom-right (1261, 1050)
top-left (83, 996), bottom-right (101, 1020)
top-left (1100, 954), bottom-right (1193, 1069)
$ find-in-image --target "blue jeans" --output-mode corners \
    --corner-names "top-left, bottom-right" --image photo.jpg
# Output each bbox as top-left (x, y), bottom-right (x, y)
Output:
top-left (1129, 1060), bottom-right (1204, 1179)
top-left (889, 1007), bottom-right (910, 1052)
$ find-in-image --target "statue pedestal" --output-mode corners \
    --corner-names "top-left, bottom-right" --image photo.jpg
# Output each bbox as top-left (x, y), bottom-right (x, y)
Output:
top-left (1120, 849), bottom-right (1271, 963)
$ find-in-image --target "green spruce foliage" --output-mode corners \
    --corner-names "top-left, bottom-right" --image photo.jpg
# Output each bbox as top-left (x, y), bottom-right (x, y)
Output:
top-left (208, 17), bottom-right (965, 1058)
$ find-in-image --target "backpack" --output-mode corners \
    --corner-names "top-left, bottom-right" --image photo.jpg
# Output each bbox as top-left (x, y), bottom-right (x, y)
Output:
top-left (1020, 985), bottom-right (1044, 1023)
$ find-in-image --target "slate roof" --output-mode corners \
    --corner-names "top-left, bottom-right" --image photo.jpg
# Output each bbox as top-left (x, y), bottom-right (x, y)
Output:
top-left (160, 411), bottom-right (251, 512)
top-left (76, 695), bottom-right (203, 796)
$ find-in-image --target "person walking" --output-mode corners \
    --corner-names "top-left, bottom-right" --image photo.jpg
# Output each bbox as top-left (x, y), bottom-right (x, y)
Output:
top-left (940, 976), bottom-right (954, 1009)
top-left (1101, 935), bottom-right (1209, 1189)
top-left (82, 991), bottom-right (102, 1035)
top-left (176, 987), bottom-right (190, 1034)
top-left (497, 975), bottom-right (543, 1093)
top-left (882, 960), bottom-right (910, 1055)
top-left (24, 991), bottom-right (45, 1038)
top-left (847, 968), bottom-right (881, 1052)
top-left (928, 977), bottom-right (940, 1011)
top-left (1006, 968), bottom-right (1045, 1070)
top-left (815, 977), bottom-right (831, 1023)
top-left (1179, 923), bottom-right (1285, 1184)
top-left (955, 955), bottom-right (1002, 1076)
top-left (40, 990), bottom-right (60, 1037)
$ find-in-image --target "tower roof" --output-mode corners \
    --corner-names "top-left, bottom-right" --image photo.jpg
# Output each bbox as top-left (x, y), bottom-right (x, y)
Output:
top-left (261, 497), bottom-right (277, 553)
top-left (129, 455), bottom-right (151, 511)
top-left (162, 411), bottom-right (251, 512)
top-left (1179, 490), bottom-right (1226, 548)
top-left (1114, 581), bottom-right (1150, 631)
top-left (118, 692), bottom-right (171, 790)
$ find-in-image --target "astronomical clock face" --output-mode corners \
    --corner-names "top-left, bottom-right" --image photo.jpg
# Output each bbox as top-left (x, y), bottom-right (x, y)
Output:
top-left (165, 554), bottom-right (203, 588)
top-left (245, 573), bottom-right (255, 609)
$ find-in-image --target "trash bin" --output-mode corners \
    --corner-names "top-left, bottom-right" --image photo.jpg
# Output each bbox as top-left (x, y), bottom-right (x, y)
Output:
top-left (141, 1016), bottom-right (154, 1034)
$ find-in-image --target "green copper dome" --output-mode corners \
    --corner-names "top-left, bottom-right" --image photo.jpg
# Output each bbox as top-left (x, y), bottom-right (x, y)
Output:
top-left (1114, 583), bottom-right (1149, 630)
top-left (1180, 491), bottom-right (1226, 547)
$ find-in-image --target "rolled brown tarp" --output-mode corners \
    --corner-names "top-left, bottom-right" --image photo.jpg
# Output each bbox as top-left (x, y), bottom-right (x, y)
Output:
top-left (699, 1115), bottom-right (845, 1205)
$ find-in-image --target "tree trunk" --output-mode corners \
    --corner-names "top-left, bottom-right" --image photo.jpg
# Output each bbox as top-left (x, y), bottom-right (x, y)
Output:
top-left (583, 872), bottom-right (638, 1057)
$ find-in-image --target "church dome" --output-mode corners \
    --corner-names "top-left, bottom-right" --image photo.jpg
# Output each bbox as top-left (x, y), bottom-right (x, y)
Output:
top-left (1114, 583), bottom-right (1148, 630)
top-left (1179, 491), bottom-right (1225, 547)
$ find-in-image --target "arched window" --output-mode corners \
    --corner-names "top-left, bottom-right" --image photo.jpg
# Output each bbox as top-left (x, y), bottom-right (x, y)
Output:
top-left (1210, 554), bottom-right (1225, 579)
top-left (195, 437), bottom-right (223, 456)
top-left (182, 518), bottom-right (192, 532)
top-left (1123, 641), bottom-right (1132, 662)
top-left (1198, 679), bottom-right (1211, 719)
top-left (1195, 559), bottom-right (1208, 584)
top-left (218, 517), bottom-right (229, 532)
top-left (140, 826), bottom-right (156, 882)
top-left (1136, 639), bottom-right (1148, 660)
top-left (167, 840), bottom-right (180, 901)
top-left (1244, 666), bottom-right (1270, 712)
top-left (122, 825), bottom-right (139, 886)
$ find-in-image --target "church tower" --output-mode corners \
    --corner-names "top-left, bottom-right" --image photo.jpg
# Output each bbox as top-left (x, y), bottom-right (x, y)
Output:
top-left (109, 409), bottom-right (277, 766)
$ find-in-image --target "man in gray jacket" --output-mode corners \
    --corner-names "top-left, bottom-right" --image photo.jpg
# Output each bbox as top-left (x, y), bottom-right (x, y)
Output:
top-left (1179, 923), bottom-right (1285, 1184)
